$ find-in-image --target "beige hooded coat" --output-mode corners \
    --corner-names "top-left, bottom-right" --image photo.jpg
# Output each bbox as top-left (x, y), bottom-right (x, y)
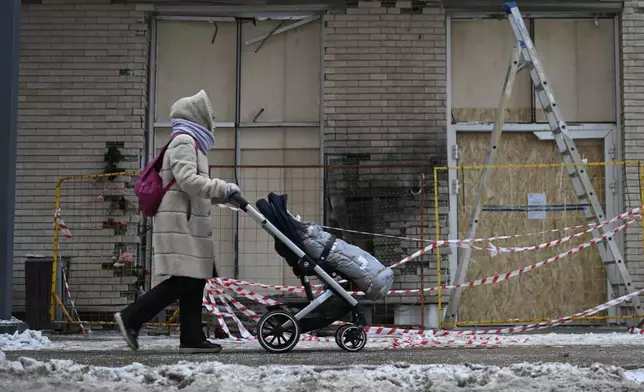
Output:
top-left (152, 90), bottom-right (228, 280)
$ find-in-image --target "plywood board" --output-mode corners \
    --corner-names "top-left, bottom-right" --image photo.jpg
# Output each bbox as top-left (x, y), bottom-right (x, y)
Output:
top-left (241, 20), bottom-right (321, 123)
top-left (450, 19), bottom-right (532, 123)
top-left (156, 20), bottom-right (237, 123)
top-left (450, 18), bottom-right (616, 123)
top-left (534, 19), bottom-right (615, 122)
top-left (455, 132), bottom-right (607, 323)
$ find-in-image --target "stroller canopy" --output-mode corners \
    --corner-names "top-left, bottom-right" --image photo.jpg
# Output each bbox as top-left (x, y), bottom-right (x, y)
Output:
top-left (256, 193), bottom-right (304, 267)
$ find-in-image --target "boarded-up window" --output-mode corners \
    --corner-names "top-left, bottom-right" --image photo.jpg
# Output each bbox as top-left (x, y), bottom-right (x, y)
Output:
top-left (156, 20), bottom-right (237, 123)
top-left (241, 21), bottom-right (321, 122)
top-left (451, 18), bottom-right (615, 123)
top-left (154, 19), bottom-right (321, 287)
top-left (451, 19), bottom-right (533, 123)
top-left (534, 19), bottom-right (615, 122)
top-left (156, 19), bottom-right (320, 124)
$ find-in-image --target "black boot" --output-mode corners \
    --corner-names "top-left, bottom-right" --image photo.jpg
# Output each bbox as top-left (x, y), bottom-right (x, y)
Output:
top-left (114, 312), bottom-right (140, 351)
top-left (179, 339), bottom-right (223, 353)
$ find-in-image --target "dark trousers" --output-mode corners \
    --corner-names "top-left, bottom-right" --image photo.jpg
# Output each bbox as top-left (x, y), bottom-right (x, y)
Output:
top-left (120, 275), bottom-right (206, 344)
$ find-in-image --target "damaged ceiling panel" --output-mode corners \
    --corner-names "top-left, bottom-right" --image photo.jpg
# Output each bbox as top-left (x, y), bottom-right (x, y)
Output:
top-left (115, 0), bottom-right (346, 9)
top-left (125, 0), bottom-right (344, 18)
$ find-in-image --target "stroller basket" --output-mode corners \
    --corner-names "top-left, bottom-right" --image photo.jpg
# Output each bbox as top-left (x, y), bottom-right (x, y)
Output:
top-left (230, 192), bottom-right (368, 354)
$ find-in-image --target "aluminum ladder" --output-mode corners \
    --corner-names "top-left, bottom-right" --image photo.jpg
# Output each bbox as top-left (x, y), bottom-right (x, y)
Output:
top-left (443, 1), bottom-right (644, 327)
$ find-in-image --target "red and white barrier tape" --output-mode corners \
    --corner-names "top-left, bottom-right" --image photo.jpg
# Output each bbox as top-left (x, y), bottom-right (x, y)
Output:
top-left (213, 205), bottom-right (641, 294)
top-left (203, 279), bottom-right (644, 350)
top-left (219, 217), bottom-right (641, 293)
top-left (203, 205), bottom-right (644, 348)
top-left (203, 293), bottom-right (238, 340)
top-left (216, 289), bottom-right (263, 321)
top-left (205, 285), bottom-right (351, 345)
top-left (53, 210), bottom-right (89, 334)
top-left (375, 217), bottom-right (637, 296)
top-left (216, 277), bottom-right (323, 293)
top-left (216, 203), bottom-right (641, 246)
top-left (208, 271), bottom-right (644, 342)
top-left (204, 279), bottom-right (522, 349)
top-left (365, 286), bottom-right (644, 339)
top-left (218, 217), bottom-right (633, 295)
top-left (628, 327), bottom-right (644, 335)
top-left (201, 295), bottom-right (237, 319)
top-left (322, 212), bottom-right (642, 245)
top-left (54, 208), bottom-right (72, 239)
top-left (60, 266), bottom-right (88, 335)
top-left (213, 290), bottom-right (254, 339)
top-left (487, 215), bottom-right (641, 254)
top-left (216, 280), bottom-right (283, 306)
top-left (216, 217), bottom-right (635, 298)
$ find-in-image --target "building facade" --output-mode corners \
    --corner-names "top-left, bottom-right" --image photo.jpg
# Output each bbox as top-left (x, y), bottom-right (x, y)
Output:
top-left (11, 0), bottom-right (643, 327)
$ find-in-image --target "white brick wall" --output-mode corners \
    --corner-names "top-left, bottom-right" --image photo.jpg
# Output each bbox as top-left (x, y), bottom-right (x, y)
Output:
top-left (622, 1), bottom-right (644, 291)
top-left (13, 0), bottom-right (148, 312)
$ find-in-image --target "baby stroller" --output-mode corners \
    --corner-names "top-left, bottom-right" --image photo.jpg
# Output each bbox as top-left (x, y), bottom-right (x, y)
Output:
top-left (229, 192), bottom-right (390, 354)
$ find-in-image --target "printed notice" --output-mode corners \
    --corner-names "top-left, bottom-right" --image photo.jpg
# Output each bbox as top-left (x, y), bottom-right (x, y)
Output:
top-left (528, 193), bottom-right (547, 220)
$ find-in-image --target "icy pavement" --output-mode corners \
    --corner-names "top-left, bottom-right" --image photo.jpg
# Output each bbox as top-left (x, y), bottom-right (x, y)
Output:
top-left (3, 328), bottom-right (644, 352)
top-left (1, 352), bottom-right (643, 392)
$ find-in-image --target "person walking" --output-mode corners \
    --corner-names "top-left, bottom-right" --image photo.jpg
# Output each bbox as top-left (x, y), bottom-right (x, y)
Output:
top-left (114, 90), bottom-right (240, 353)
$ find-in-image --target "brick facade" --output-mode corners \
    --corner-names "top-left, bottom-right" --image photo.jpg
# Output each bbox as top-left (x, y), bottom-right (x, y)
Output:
top-left (621, 1), bottom-right (644, 291)
top-left (322, 0), bottom-right (449, 303)
top-left (9, 0), bottom-right (641, 323)
top-left (13, 0), bottom-right (147, 312)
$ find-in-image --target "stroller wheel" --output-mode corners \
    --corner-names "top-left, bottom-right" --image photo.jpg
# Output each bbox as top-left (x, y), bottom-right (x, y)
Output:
top-left (334, 324), bottom-right (349, 347)
top-left (257, 310), bottom-right (301, 354)
top-left (336, 325), bottom-right (367, 352)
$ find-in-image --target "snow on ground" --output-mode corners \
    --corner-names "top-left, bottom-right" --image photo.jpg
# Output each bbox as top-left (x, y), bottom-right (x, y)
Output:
top-left (625, 370), bottom-right (644, 384)
top-left (0, 329), bottom-right (52, 350)
top-left (0, 317), bottom-right (24, 324)
top-left (0, 353), bottom-right (643, 392)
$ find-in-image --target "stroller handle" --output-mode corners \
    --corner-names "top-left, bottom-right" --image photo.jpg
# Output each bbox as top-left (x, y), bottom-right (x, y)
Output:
top-left (229, 192), bottom-right (249, 210)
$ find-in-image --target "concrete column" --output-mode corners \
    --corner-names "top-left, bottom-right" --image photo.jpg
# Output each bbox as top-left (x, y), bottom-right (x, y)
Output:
top-left (0, 0), bottom-right (20, 327)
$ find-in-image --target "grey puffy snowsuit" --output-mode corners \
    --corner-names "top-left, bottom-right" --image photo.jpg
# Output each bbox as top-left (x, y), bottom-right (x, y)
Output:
top-left (291, 217), bottom-right (394, 301)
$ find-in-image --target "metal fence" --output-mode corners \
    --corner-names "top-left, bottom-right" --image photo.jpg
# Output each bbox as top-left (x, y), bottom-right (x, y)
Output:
top-left (51, 164), bottom-right (447, 331)
top-left (51, 171), bottom-right (148, 328)
top-left (208, 164), bottom-right (448, 328)
top-left (51, 161), bottom-right (643, 332)
top-left (435, 161), bottom-right (644, 327)
top-left (51, 162), bottom-right (644, 328)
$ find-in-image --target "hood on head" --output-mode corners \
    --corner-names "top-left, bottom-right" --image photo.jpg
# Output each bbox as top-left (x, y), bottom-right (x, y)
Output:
top-left (169, 89), bottom-right (215, 132)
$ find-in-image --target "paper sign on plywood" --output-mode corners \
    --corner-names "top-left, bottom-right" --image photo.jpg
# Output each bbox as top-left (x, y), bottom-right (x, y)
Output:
top-left (528, 193), bottom-right (546, 220)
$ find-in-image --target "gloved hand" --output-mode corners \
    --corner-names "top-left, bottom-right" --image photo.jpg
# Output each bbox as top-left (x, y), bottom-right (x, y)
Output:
top-left (225, 182), bottom-right (241, 200)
